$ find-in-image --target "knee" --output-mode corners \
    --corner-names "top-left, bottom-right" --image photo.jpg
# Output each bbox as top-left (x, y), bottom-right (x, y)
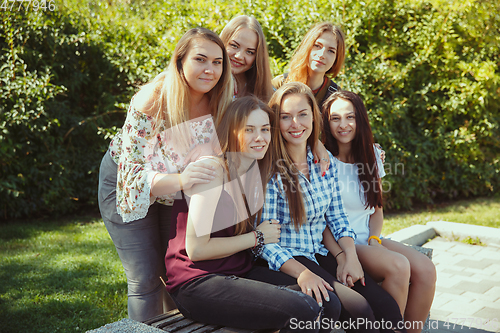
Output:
top-left (410, 255), bottom-right (437, 288)
top-left (286, 291), bottom-right (322, 322)
top-left (322, 291), bottom-right (341, 321)
top-left (387, 253), bottom-right (411, 282)
top-left (127, 270), bottom-right (162, 296)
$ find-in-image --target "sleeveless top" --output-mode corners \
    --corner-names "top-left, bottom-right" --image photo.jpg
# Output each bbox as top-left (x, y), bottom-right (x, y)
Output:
top-left (165, 180), bottom-right (253, 293)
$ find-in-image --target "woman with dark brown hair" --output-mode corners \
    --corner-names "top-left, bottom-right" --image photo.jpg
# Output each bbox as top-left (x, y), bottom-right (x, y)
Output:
top-left (322, 91), bottom-right (436, 333)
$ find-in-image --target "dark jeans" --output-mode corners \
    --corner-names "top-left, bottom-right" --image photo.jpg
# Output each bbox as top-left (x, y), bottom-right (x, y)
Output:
top-left (248, 253), bottom-right (406, 333)
top-left (170, 266), bottom-right (340, 333)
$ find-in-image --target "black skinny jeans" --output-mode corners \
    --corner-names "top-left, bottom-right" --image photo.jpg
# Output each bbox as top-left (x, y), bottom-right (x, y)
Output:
top-left (170, 266), bottom-right (341, 333)
top-left (247, 253), bottom-right (406, 333)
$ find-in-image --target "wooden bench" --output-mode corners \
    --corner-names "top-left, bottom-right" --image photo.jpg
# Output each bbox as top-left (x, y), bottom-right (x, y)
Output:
top-left (142, 309), bottom-right (275, 333)
top-left (145, 246), bottom-right (433, 333)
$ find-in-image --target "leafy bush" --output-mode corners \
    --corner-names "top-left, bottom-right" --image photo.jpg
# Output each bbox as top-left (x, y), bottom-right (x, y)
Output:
top-left (1, 0), bottom-right (499, 219)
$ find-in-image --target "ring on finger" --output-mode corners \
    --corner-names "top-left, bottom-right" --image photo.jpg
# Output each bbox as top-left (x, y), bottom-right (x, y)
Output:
top-left (307, 288), bottom-right (311, 292)
top-left (321, 158), bottom-right (328, 162)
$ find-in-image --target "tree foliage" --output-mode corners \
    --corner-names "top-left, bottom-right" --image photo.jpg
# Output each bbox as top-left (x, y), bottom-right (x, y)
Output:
top-left (1, 0), bottom-right (499, 219)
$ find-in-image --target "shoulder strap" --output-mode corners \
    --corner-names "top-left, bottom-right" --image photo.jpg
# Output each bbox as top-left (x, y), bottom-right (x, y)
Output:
top-left (320, 80), bottom-right (340, 106)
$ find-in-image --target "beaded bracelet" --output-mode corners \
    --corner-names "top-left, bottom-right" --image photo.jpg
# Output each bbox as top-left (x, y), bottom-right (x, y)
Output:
top-left (250, 229), bottom-right (265, 258)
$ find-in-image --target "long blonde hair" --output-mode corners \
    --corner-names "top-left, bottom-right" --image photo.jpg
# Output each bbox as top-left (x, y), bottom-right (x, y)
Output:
top-left (220, 15), bottom-right (274, 102)
top-left (268, 82), bottom-right (322, 230)
top-left (286, 23), bottom-right (345, 85)
top-left (216, 96), bottom-right (275, 235)
top-left (141, 28), bottom-right (233, 150)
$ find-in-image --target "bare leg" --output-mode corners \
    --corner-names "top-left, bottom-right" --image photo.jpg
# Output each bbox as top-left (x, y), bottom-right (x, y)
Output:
top-left (382, 239), bottom-right (436, 333)
top-left (356, 244), bottom-right (410, 317)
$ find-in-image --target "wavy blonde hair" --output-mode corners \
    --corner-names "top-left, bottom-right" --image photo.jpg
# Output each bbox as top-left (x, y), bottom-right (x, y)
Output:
top-left (286, 23), bottom-right (345, 85)
top-left (268, 82), bottom-right (322, 230)
top-left (141, 28), bottom-right (233, 150)
top-left (220, 15), bottom-right (273, 102)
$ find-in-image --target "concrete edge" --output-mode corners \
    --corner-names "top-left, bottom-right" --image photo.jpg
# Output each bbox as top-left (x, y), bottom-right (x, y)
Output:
top-left (386, 221), bottom-right (500, 247)
top-left (386, 224), bottom-right (436, 246)
top-left (427, 221), bottom-right (500, 247)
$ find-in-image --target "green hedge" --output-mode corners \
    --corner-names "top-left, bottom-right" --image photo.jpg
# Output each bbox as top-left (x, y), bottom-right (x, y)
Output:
top-left (1, 0), bottom-right (499, 219)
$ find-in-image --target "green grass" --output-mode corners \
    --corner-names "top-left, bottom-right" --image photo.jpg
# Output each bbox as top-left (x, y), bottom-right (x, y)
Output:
top-left (0, 216), bottom-right (127, 333)
top-left (383, 196), bottom-right (500, 235)
top-left (0, 197), bottom-right (498, 332)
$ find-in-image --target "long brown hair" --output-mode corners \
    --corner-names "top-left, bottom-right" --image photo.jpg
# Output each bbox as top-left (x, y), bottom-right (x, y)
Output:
top-left (286, 23), bottom-right (345, 86)
top-left (322, 91), bottom-right (383, 208)
top-left (140, 28), bottom-right (233, 150)
top-left (220, 15), bottom-right (274, 102)
top-left (268, 82), bottom-right (322, 230)
top-left (216, 95), bottom-right (275, 235)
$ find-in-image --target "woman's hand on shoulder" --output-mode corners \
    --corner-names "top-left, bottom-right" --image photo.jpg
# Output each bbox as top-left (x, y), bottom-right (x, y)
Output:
top-left (313, 140), bottom-right (330, 176)
top-left (374, 143), bottom-right (386, 164)
top-left (181, 158), bottom-right (220, 195)
top-left (256, 219), bottom-right (281, 244)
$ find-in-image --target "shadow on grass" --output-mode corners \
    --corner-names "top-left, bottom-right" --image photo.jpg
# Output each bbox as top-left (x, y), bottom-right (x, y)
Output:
top-left (0, 215), bottom-right (103, 242)
top-left (0, 227), bottom-right (128, 333)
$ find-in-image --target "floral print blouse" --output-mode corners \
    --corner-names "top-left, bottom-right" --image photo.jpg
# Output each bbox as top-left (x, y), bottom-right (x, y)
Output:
top-left (109, 102), bottom-right (216, 223)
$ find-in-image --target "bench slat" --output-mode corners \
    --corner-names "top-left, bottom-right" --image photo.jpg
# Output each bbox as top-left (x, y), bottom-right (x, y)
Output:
top-left (174, 322), bottom-right (218, 333)
top-left (143, 309), bottom-right (182, 325)
top-left (150, 313), bottom-right (185, 329)
top-left (159, 318), bottom-right (202, 332)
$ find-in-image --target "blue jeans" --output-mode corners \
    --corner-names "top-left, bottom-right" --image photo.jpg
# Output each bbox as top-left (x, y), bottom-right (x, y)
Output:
top-left (98, 150), bottom-right (172, 321)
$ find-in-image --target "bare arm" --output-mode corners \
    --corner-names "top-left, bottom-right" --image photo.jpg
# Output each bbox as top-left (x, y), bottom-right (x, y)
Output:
top-left (323, 228), bottom-right (363, 287)
top-left (323, 227), bottom-right (343, 256)
top-left (313, 140), bottom-right (330, 175)
top-left (368, 206), bottom-right (384, 245)
top-left (185, 161), bottom-right (279, 261)
top-left (151, 160), bottom-right (216, 197)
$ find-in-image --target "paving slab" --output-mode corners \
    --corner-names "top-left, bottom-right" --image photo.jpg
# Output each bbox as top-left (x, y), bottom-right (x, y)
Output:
top-left (427, 234), bottom-right (500, 333)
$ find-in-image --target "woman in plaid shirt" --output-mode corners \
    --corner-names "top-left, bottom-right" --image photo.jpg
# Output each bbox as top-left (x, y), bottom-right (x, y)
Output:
top-left (254, 82), bottom-right (406, 333)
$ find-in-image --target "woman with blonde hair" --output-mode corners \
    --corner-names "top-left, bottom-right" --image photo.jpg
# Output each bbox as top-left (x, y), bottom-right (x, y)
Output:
top-left (98, 27), bottom-right (233, 321)
top-left (220, 15), bottom-right (274, 102)
top-left (272, 22), bottom-right (345, 108)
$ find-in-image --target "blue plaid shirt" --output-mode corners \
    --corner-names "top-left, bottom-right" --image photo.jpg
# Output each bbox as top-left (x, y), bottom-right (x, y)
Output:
top-left (260, 147), bottom-right (356, 271)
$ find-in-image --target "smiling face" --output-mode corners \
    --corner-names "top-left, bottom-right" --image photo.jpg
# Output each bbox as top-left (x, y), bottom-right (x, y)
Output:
top-left (181, 38), bottom-right (224, 97)
top-left (239, 108), bottom-right (271, 161)
top-left (226, 28), bottom-right (258, 76)
top-left (329, 97), bottom-right (356, 147)
top-left (308, 31), bottom-right (338, 76)
top-left (279, 93), bottom-right (313, 148)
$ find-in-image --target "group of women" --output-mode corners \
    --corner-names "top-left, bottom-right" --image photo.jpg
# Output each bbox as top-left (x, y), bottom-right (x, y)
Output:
top-left (98, 15), bottom-right (436, 333)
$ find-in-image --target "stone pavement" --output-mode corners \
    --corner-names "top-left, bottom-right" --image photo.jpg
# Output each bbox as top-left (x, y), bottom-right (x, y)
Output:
top-left (422, 237), bottom-right (500, 333)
